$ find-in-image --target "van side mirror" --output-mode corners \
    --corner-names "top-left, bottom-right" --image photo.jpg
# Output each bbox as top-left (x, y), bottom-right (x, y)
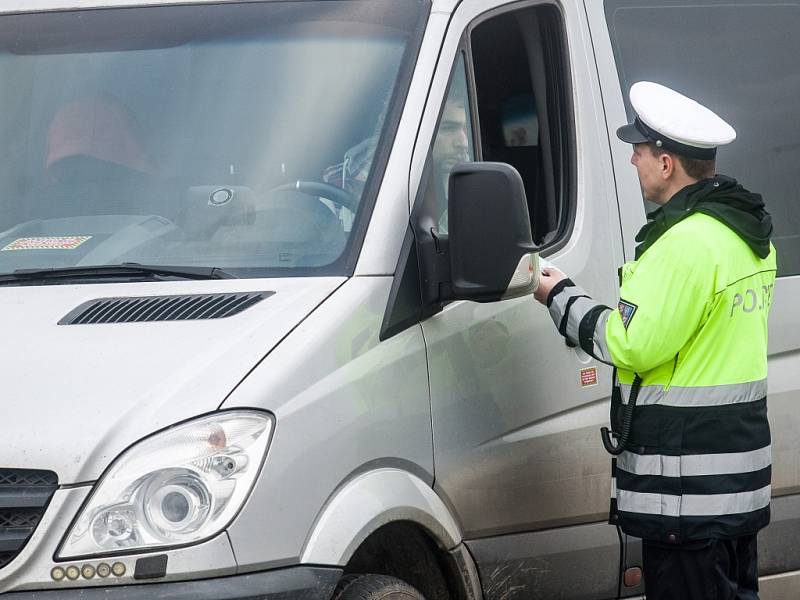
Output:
top-left (447, 162), bottom-right (539, 302)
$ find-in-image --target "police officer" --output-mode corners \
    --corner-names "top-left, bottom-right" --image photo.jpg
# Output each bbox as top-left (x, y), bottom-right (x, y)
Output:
top-left (534, 82), bottom-right (775, 599)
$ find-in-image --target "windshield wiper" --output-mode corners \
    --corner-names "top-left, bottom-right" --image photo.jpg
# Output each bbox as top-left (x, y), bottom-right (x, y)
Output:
top-left (0, 262), bottom-right (237, 284)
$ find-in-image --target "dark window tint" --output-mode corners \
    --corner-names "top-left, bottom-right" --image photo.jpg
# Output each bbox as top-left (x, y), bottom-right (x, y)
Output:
top-left (605, 0), bottom-right (800, 276)
top-left (471, 5), bottom-right (573, 249)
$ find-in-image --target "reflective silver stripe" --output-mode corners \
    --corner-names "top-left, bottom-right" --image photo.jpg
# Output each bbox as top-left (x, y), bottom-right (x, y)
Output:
top-left (616, 485), bottom-right (771, 517)
top-left (591, 308), bottom-right (614, 365)
top-left (617, 489), bottom-right (680, 517)
top-left (619, 379), bottom-right (767, 407)
top-left (547, 284), bottom-right (586, 327)
top-left (665, 379), bottom-right (768, 407)
top-left (618, 452), bottom-right (680, 478)
top-left (682, 485), bottom-right (771, 516)
top-left (638, 386), bottom-right (663, 404)
top-left (610, 476), bottom-right (617, 499)
top-left (617, 445), bottom-right (771, 478)
top-left (620, 383), bottom-right (663, 405)
top-left (564, 295), bottom-right (597, 342)
top-left (546, 284), bottom-right (614, 364)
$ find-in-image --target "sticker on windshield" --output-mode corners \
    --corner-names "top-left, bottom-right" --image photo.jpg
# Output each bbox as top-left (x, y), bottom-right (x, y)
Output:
top-left (2, 236), bottom-right (92, 251)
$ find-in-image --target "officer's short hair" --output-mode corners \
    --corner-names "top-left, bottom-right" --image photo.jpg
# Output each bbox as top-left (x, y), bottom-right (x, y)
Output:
top-left (646, 141), bottom-right (715, 180)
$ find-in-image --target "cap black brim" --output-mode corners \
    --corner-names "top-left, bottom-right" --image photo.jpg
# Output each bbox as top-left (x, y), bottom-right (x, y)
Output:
top-left (616, 122), bottom-right (649, 144)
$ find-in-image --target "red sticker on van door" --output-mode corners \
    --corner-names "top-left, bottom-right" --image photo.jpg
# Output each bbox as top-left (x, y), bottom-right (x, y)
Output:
top-left (580, 367), bottom-right (598, 387)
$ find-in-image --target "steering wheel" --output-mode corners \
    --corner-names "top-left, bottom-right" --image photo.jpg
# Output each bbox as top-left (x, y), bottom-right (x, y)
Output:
top-left (270, 181), bottom-right (359, 212)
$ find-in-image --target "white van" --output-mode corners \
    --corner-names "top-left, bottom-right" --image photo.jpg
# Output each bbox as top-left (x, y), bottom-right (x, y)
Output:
top-left (0, 1), bottom-right (798, 598)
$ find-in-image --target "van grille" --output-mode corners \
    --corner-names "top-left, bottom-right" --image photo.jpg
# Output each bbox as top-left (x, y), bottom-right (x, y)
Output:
top-left (0, 469), bottom-right (58, 570)
top-left (59, 291), bottom-right (272, 325)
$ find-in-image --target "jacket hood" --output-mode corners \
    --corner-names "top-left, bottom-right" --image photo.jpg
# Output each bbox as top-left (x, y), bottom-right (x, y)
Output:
top-left (634, 175), bottom-right (773, 260)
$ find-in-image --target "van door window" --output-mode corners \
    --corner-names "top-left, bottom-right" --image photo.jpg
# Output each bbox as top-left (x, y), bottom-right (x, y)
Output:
top-left (470, 5), bottom-right (573, 249)
top-left (605, 0), bottom-right (800, 276)
top-left (428, 52), bottom-right (475, 234)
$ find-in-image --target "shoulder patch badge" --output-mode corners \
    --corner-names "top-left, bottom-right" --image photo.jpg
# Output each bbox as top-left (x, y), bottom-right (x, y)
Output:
top-left (618, 299), bottom-right (638, 329)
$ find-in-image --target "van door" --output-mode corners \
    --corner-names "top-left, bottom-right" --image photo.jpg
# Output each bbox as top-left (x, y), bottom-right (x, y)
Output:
top-left (587, 0), bottom-right (800, 588)
top-left (411, 0), bottom-right (628, 596)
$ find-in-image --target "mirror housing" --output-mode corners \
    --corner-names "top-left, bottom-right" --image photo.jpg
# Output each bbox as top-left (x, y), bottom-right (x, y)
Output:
top-left (447, 162), bottom-right (539, 302)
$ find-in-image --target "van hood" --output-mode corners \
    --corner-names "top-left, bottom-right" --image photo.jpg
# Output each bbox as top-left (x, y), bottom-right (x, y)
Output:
top-left (0, 277), bottom-right (344, 484)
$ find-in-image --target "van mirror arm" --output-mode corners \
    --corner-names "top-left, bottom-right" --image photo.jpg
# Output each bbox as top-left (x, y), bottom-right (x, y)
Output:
top-left (413, 221), bottom-right (454, 309)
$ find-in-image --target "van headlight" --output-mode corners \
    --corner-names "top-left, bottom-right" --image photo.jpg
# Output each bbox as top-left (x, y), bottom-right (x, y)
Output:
top-left (58, 411), bottom-right (272, 559)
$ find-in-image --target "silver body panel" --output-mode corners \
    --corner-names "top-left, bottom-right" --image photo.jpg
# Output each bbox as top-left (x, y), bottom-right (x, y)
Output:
top-left (0, 0), bottom-right (262, 12)
top-left (223, 276), bottom-right (433, 571)
top-left (0, 278), bottom-right (344, 484)
top-left (299, 469), bottom-right (461, 565)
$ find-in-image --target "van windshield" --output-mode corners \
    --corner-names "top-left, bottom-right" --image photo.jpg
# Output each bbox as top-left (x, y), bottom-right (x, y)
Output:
top-left (0, 1), bottom-right (423, 280)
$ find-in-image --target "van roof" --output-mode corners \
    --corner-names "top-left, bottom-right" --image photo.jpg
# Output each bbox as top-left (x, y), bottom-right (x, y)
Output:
top-left (0, 0), bottom-right (268, 12)
top-left (0, 0), bottom-right (448, 14)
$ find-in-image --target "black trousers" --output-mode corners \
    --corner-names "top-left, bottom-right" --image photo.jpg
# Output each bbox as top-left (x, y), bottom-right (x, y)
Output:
top-left (642, 535), bottom-right (759, 600)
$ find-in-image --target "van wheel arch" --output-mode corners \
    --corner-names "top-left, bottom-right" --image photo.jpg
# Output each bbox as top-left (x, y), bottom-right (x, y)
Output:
top-left (336, 521), bottom-right (482, 600)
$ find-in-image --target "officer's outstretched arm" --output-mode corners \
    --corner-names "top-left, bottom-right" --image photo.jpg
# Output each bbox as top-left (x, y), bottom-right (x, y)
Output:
top-left (546, 233), bottom-right (714, 373)
top-left (544, 278), bottom-right (615, 365)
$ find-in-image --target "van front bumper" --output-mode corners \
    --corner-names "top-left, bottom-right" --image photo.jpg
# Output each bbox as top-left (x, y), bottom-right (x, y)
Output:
top-left (0, 566), bottom-right (342, 599)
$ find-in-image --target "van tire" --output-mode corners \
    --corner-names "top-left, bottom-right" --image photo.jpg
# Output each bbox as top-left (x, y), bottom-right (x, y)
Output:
top-left (333, 574), bottom-right (426, 600)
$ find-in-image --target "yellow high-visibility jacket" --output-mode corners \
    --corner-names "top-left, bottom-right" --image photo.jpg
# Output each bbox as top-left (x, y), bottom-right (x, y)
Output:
top-left (547, 178), bottom-right (776, 543)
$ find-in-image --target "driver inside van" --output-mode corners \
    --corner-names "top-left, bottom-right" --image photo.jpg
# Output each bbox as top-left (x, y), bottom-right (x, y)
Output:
top-left (322, 95), bottom-right (471, 236)
top-left (433, 97), bottom-right (471, 188)
top-left (35, 93), bottom-right (160, 219)
top-left (47, 93), bottom-right (155, 178)
top-left (322, 135), bottom-right (377, 201)
top-left (431, 97), bottom-right (471, 233)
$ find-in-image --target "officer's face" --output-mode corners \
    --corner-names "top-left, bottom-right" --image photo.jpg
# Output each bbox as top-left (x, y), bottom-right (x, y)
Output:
top-left (631, 143), bottom-right (668, 204)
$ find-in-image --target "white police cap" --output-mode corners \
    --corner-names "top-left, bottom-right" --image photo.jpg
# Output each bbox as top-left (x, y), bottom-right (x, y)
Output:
top-left (616, 81), bottom-right (736, 160)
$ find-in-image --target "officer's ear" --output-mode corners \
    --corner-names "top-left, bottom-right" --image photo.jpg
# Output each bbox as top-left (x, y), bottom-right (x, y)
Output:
top-left (657, 151), bottom-right (675, 180)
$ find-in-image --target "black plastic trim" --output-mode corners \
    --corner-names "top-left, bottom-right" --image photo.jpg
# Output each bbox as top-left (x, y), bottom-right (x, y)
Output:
top-left (0, 566), bottom-right (342, 599)
top-left (133, 554), bottom-right (168, 580)
top-left (380, 226), bottom-right (425, 341)
top-left (578, 304), bottom-right (612, 356)
top-left (59, 291), bottom-right (273, 325)
top-left (0, 469), bottom-right (58, 570)
top-left (443, 543), bottom-right (484, 600)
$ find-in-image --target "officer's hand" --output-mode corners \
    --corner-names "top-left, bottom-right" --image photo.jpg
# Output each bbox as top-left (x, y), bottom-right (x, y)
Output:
top-left (533, 267), bottom-right (567, 305)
